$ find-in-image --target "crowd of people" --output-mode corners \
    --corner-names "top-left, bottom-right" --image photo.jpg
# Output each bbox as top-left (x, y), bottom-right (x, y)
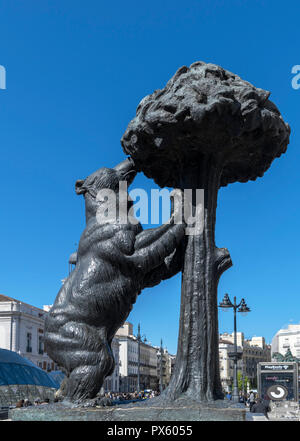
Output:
top-left (15, 398), bottom-right (50, 408)
top-left (105, 390), bottom-right (160, 402)
top-left (225, 390), bottom-right (271, 419)
top-left (13, 390), bottom-right (160, 408)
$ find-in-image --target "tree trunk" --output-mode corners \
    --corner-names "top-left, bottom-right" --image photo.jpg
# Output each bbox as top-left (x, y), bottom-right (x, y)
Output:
top-left (163, 156), bottom-right (232, 402)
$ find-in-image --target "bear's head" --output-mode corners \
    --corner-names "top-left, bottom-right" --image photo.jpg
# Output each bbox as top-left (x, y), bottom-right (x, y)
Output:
top-left (75, 158), bottom-right (137, 223)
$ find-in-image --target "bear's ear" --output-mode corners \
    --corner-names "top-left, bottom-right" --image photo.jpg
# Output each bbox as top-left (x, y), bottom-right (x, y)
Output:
top-left (75, 179), bottom-right (86, 195)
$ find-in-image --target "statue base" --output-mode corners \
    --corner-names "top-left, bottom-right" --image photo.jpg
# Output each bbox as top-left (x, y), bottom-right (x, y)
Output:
top-left (9, 399), bottom-right (246, 421)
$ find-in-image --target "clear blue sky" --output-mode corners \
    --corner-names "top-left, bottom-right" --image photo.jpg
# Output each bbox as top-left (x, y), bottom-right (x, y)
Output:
top-left (0, 0), bottom-right (299, 354)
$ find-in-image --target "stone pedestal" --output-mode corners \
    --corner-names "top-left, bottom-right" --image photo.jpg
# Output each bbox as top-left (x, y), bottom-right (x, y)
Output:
top-left (9, 399), bottom-right (246, 421)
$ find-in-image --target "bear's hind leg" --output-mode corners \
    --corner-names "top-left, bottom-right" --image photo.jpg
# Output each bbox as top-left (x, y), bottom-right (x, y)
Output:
top-left (50, 321), bottom-right (115, 403)
top-left (61, 323), bottom-right (115, 402)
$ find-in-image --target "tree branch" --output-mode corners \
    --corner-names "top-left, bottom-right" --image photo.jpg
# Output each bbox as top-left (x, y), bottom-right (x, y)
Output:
top-left (215, 247), bottom-right (233, 278)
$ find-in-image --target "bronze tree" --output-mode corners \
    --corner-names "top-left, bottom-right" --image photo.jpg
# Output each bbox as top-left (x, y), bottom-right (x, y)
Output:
top-left (121, 61), bottom-right (290, 402)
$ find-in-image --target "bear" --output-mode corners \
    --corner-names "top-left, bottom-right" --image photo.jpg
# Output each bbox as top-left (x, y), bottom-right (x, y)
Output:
top-left (44, 158), bottom-right (186, 405)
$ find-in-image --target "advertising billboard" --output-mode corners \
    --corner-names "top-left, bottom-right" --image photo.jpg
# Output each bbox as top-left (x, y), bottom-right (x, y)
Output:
top-left (257, 362), bottom-right (298, 402)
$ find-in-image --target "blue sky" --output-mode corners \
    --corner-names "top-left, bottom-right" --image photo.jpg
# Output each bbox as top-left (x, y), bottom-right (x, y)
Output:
top-left (0, 0), bottom-right (299, 354)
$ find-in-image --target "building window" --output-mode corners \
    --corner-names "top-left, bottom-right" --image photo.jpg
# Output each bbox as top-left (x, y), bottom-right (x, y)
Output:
top-left (26, 333), bottom-right (32, 353)
top-left (38, 335), bottom-right (44, 355)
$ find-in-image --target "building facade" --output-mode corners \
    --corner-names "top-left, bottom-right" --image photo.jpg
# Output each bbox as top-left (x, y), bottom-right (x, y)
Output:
top-left (139, 340), bottom-right (158, 391)
top-left (156, 346), bottom-right (174, 390)
top-left (0, 294), bottom-right (57, 371)
top-left (271, 324), bottom-right (300, 359)
top-left (116, 322), bottom-right (138, 392)
top-left (103, 337), bottom-right (120, 393)
top-left (243, 336), bottom-right (271, 385)
top-left (219, 338), bottom-right (243, 392)
top-left (116, 322), bottom-right (159, 393)
top-left (219, 332), bottom-right (271, 390)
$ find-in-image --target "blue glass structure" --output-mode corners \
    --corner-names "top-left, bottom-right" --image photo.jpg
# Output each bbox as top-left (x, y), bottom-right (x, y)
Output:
top-left (0, 348), bottom-right (59, 407)
top-left (48, 370), bottom-right (66, 386)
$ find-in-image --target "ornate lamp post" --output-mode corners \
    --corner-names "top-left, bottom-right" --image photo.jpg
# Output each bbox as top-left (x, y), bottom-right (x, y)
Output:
top-left (219, 294), bottom-right (250, 403)
top-left (137, 323), bottom-right (147, 393)
top-left (159, 338), bottom-right (164, 394)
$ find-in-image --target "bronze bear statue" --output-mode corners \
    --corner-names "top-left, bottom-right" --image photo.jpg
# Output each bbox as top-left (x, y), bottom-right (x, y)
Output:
top-left (44, 158), bottom-right (186, 404)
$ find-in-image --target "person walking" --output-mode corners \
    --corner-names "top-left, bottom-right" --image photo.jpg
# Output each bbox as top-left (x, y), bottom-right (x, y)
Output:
top-left (249, 390), bottom-right (255, 411)
top-left (239, 392), bottom-right (246, 404)
top-left (251, 398), bottom-right (271, 419)
top-left (262, 395), bottom-right (271, 417)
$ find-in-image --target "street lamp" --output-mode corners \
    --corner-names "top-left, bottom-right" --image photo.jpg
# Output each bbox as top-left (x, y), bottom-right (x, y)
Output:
top-left (219, 294), bottom-right (250, 403)
top-left (137, 323), bottom-right (146, 393)
top-left (159, 338), bottom-right (164, 394)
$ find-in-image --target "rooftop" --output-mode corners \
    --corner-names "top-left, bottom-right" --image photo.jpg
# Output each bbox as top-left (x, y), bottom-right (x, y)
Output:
top-left (0, 294), bottom-right (45, 313)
